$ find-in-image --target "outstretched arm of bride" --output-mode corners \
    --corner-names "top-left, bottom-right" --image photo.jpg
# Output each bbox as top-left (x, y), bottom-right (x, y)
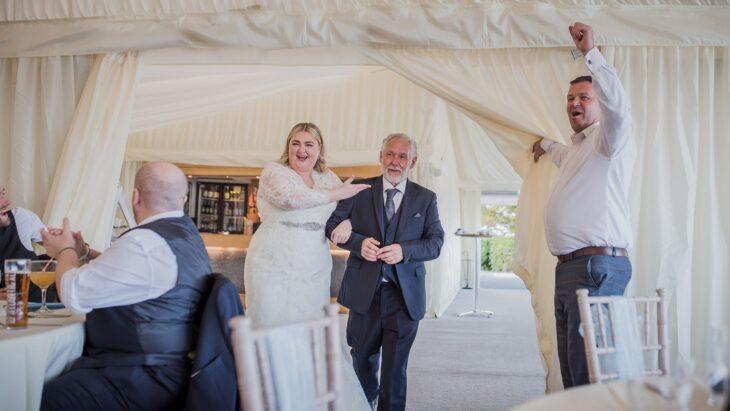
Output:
top-left (260, 165), bottom-right (369, 210)
top-left (260, 164), bottom-right (331, 209)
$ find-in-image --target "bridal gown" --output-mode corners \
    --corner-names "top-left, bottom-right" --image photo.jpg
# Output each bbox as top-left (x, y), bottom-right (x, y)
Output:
top-left (244, 162), bottom-right (370, 410)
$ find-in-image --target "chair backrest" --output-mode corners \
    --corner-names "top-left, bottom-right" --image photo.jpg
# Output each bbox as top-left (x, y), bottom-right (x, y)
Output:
top-left (229, 304), bottom-right (343, 411)
top-left (576, 288), bottom-right (669, 384)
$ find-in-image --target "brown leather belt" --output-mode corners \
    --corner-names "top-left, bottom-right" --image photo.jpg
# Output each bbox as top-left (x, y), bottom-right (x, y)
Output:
top-left (557, 246), bottom-right (628, 264)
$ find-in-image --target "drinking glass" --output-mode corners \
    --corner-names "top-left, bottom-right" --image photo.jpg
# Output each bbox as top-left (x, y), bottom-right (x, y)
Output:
top-left (29, 260), bottom-right (57, 316)
top-left (4, 258), bottom-right (30, 329)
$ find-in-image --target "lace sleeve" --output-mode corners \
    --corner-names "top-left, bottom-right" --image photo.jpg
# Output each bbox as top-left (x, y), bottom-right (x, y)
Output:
top-left (324, 169), bottom-right (343, 190)
top-left (259, 163), bottom-right (331, 210)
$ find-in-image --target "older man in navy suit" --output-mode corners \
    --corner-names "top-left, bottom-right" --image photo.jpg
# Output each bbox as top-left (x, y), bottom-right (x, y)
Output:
top-left (326, 133), bottom-right (444, 411)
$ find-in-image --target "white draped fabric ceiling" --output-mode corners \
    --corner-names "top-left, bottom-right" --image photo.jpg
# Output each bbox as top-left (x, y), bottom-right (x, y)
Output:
top-left (1, 0), bottom-right (729, 393)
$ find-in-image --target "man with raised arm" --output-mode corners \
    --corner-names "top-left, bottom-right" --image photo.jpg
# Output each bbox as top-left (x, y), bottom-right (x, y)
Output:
top-left (532, 22), bottom-right (637, 388)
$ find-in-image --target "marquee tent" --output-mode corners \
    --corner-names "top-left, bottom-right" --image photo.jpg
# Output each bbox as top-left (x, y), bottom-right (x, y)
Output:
top-left (2, 0), bottom-right (729, 392)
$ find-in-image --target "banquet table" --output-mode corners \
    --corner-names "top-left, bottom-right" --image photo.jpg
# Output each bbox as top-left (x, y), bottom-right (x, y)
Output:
top-left (0, 309), bottom-right (85, 411)
top-left (511, 377), bottom-right (722, 411)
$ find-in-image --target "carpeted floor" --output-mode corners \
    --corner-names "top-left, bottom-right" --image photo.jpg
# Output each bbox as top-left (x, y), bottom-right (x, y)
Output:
top-left (341, 272), bottom-right (546, 411)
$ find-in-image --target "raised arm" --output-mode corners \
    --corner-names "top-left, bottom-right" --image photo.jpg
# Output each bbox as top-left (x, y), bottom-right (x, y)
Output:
top-left (570, 22), bottom-right (632, 157)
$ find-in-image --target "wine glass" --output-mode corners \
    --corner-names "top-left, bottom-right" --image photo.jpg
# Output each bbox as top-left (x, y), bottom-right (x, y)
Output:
top-left (29, 260), bottom-right (57, 316)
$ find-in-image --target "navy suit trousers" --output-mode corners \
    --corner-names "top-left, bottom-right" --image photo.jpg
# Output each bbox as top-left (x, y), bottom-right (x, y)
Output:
top-left (41, 363), bottom-right (189, 411)
top-left (347, 281), bottom-right (419, 411)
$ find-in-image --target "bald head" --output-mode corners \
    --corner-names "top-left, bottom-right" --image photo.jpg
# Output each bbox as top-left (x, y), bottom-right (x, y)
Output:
top-left (134, 162), bottom-right (188, 214)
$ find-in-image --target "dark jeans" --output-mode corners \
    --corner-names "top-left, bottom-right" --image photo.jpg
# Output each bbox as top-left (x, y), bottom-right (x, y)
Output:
top-left (554, 254), bottom-right (631, 388)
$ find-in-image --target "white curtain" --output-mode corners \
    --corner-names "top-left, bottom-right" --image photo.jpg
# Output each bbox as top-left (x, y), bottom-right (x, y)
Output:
top-left (412, 98), bottom-right (463, 318)
top-left (607, 46), bottom-right (730, 372)
top-left (131, 66), bottom-right (383, 132)
top-left (44, 52), bottom-right (143, 249)
top-left (3, 1), bottom-right (729, 57)
top-left (127, 69), bottom-right (424, 166)
top-left (119, 161), bottom-right (144, 208)
top-left (0, 56), bottom-right (92, 215)
top-left (448, 105), bottom-right (522, 192)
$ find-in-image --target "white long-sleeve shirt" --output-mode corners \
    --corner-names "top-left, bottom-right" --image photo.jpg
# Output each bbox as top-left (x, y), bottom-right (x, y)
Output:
top-left (10, 208), bottom-right (44, 252)
top-left (60, 211), bottom-right (182, 314)
top-left (542, 47), bottom-right (636, 256)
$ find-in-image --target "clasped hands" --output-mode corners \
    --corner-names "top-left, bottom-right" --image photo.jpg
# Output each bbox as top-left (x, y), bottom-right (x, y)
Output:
top-left (41, 217), bottom-right (87, 260)
top-left (361, 237), bottom-right (403, 265)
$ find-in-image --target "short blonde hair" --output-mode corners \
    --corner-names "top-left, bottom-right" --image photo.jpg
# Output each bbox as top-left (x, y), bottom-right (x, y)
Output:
top-left (279, 122), bottom-right (326, 173)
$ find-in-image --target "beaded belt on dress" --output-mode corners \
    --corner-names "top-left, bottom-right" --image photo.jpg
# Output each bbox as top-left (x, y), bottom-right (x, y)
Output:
top-left (279, 221), bottom-right (323, 231)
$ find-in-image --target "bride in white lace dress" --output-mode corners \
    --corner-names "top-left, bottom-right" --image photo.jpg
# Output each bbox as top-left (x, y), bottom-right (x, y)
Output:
top-left (244, 123), bottom-right (371, 410)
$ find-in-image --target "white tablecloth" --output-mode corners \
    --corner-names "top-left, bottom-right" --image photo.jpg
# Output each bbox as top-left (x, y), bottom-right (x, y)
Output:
top-left (0, 310), bottom-right (84, 411)
top-left (511, 377), bottom-right (722, 411)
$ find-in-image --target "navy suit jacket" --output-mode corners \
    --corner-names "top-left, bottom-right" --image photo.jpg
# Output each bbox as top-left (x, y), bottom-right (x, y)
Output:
top-left (325, 176), bottom-right (444, 320)
top-left (184, 274), bottom-right (244, 411)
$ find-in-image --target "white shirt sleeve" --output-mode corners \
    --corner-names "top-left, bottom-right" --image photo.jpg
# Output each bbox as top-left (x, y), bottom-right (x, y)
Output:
top-left (259, 162), bottom-right (331, 210)
top-left (12, 208), bottom-right (45, 251)
top-left (60, 228), bottom-right (178, 314)
top-left (540, 139), bottom-right (569, 168)
top-left (584, 47), bottom-right (633, 158)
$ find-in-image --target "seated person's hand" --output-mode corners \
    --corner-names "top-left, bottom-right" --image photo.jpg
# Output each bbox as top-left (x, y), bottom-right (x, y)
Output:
top-left (41, 218), bottom-right (78, 259)
top-left (331, 219), bottom-right (352, 245)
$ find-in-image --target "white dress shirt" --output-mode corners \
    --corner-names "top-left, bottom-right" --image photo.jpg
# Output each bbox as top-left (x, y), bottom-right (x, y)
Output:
top-left (60, 210), bottom-right (183, 314)
top-left (541, 48), bottom-right (636, 256)
top-left (382, 177), bottom-right (407, 214)
top-left (380, 177), bottom-right (408, 282)
top-left (10, 208), bottom-right (45, 252)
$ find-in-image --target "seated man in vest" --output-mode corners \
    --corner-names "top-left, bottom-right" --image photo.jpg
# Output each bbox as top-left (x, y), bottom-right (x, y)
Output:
top-left (40, 162), bottom-right (211, 411)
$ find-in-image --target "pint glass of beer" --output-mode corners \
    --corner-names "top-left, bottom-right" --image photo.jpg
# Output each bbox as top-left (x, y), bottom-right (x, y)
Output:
top-left (4, 259), bottom-right (31, 329)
